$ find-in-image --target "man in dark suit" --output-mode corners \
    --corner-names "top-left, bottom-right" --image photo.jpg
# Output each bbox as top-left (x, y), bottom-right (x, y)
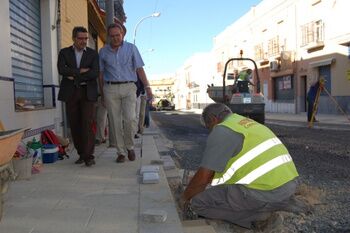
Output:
top-left (57, 26), bottom-right (99, 167)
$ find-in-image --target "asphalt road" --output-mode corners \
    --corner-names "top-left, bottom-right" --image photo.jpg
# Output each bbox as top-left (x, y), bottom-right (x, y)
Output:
top-left (151, 110), bottom-right (350, 232)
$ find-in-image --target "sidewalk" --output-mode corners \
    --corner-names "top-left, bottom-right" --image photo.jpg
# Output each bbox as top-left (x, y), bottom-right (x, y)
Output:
top-left (265, 112), bottom-right (350, 130)
top-left (181, 108), bottom-right (350, 130)
top-left (0, 124), bottom-right (184, 233)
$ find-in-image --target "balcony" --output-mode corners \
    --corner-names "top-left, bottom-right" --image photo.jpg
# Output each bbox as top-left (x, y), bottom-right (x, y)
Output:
top-left (301, 20), bottom-right (325, 51)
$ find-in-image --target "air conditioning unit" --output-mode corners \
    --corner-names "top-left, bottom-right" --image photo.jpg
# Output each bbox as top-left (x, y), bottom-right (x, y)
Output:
top-left (281, 51), bottom-right (291, 61)
top-left (270, 61), bottom-right (279, 71)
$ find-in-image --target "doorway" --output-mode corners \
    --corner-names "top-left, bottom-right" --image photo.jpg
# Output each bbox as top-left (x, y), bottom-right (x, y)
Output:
top-left (300, 75), bottom-right (307, 112)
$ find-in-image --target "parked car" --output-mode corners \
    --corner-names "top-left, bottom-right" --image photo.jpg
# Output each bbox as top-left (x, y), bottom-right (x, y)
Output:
top-left (156, 99), bottom-right (175, 111)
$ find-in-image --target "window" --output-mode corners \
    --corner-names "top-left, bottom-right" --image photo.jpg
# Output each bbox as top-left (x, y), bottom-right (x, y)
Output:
top-left (268, 36), bottom-right (280, 57)
top-left (254, 43), bottom-right (265, 60)
top-left (9, 0), bottom-right (43, 107)
top-left (274, 75), bottom-right (294, 102)
top-left (301, 20), bottom-right (324, 46)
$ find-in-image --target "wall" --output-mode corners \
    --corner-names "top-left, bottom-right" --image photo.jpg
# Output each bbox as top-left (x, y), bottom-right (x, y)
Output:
top-left (60, 0), bottom-right (88, 48)
top-left (0, 1), bottom-right (12, 78)
top-left (0, 0), bottom-right (14, 127)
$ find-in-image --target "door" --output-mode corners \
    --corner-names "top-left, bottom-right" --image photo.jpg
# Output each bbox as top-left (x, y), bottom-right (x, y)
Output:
top-left (300, 75), bottom-right (307, 112)
top-left (319, 65), bottom-right (331, 95)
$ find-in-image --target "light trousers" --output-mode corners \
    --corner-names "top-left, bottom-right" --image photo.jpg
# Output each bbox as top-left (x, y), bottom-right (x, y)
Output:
top-left (104, 82), bottom-right (136, 156)
top-left (96, 97), bottom-right (116, 146)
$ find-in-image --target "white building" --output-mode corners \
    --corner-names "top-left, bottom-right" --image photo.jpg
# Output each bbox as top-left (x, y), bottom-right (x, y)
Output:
top-left (173, 53), bottom-right (216, 110)
top-left (212, 0), bottom-right (350, 114)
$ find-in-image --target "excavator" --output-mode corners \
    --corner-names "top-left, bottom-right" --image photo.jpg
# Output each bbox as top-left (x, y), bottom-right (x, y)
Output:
top-left (207, 57), bottom-right (265, 124)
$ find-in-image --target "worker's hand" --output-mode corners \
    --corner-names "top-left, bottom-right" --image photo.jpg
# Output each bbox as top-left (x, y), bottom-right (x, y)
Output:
top-left (67, 76), bottom-right (74, 80)
top-left (179, 195), bottom-right (190, 211)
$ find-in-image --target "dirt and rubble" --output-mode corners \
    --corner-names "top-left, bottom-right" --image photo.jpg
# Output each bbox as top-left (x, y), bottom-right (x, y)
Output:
top-left (153, 112), bottom-right (350, 232)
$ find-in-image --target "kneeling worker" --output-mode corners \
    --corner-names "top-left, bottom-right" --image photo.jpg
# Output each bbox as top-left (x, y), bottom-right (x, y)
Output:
top-left (181, 103), bottom-right (299, 229)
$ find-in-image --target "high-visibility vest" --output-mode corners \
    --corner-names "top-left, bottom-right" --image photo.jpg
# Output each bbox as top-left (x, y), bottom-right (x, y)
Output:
top-left (238, 71), bottom-right (249, 81)
top-left (211, 114), bottom-right (299, 190)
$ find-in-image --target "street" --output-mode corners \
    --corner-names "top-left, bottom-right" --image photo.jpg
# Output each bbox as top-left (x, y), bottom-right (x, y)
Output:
top-left (151, 110), bottom-right (350, 232)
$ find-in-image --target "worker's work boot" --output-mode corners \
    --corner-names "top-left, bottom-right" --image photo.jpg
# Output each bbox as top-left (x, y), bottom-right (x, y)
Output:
top-left (182, 202), bottom-right (198, 220)
top-left (283, 196), bottom-right (311, 214)
top-left (253, 212), bottom-right (284, 232)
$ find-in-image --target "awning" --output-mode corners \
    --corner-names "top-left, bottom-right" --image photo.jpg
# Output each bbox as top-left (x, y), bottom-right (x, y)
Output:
top-left (309, 58), bottom-right (335, 67)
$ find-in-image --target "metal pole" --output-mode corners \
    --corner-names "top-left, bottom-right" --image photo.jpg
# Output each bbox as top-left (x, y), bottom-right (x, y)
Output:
top-left (105, 0), bottom-right (115, 27)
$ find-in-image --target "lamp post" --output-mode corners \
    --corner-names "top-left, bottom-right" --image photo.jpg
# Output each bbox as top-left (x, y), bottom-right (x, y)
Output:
top-left (133, 12), bottom-right (161, 45)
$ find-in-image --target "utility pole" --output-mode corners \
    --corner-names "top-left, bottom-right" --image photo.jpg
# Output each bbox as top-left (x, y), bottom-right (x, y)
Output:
top-left (105, 0), bottom-right (114, 27)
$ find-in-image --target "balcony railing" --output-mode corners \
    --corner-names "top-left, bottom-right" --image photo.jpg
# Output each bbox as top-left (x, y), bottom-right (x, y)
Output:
top-left (301, 20), bottom-right (324, 48)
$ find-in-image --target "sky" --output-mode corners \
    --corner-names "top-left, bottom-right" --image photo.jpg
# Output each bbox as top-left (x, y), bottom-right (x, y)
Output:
top-left (123, 0), bottom-right (262, 78)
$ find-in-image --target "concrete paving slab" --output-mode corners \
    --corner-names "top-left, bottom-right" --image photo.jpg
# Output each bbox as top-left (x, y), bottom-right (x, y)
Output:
top-left (140, 165), bottom-right (160, 174)
top-left (142, 172), bottom-right (160, 184)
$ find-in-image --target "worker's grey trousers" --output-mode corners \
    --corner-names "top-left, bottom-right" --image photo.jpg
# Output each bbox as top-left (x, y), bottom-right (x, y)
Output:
top-left (191, 182), bottom-right (296, 228)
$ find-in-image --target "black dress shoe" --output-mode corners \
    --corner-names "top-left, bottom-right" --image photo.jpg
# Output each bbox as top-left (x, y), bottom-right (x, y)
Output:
top-left (85, 159), bottom-right (95, 167)
top-left (75, 158), bottom-right (84, 164)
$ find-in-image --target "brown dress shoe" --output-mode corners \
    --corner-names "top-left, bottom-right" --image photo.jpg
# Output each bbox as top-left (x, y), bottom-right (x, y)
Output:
top-left (127, 149), bottom-right (136, 161)
top-left (75, 158), bottom-right (84, 164)
top-left (116, 154), bottom-right (125, 163)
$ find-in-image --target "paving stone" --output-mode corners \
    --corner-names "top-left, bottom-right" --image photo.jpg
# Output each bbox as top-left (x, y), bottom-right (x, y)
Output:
top-left (163, 161), bottom-right (176, 170)
top-left (140, 165), bottom-right (160, 175)
top-left (164, 168), bottom-right (181, 179)
top-left (142, 209), bottom-right (167, 223)
top-left (150, 159), bottom-right (164, 165)
top-left (142, 172), bottom-right (159, 184)
top-left (161, 155), bottom-right (173, 162)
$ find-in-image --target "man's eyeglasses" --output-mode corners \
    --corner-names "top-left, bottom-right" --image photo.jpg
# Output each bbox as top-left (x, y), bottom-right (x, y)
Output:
top-left (76, 37), bottom-right (88, 40)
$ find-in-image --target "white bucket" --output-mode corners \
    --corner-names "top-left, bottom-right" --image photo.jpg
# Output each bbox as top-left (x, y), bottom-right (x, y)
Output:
top-left (12, 157), bottom-right (33, 180)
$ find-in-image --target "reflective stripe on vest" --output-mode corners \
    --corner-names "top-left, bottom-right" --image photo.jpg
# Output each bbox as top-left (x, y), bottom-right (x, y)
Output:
top-left (236, 154), bottom-right (292, 184)
top-left (211, 137), bottom-right (283, 186)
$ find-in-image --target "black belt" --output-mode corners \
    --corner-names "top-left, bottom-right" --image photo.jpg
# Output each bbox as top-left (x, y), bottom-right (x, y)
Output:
top-left (105, 81), bottom-right (135, 85)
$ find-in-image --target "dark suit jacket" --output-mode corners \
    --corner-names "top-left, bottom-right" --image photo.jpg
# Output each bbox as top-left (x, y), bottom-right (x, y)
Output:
top-left (57, 46), bottom-right (99, 102)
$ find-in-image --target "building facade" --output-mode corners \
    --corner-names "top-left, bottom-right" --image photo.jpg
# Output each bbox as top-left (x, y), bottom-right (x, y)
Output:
top-left (173, 53), bottom-right (215, 110)
top-left (213, 0), bottom-right (350, 114)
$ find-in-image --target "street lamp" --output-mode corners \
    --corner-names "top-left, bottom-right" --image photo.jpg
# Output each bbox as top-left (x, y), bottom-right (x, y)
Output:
top-left (133, 12), bottom-right (161, 45)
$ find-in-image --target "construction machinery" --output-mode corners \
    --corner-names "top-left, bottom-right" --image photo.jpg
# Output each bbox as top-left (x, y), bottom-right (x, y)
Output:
top-left (207, 57), bottom-right (265, 124)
